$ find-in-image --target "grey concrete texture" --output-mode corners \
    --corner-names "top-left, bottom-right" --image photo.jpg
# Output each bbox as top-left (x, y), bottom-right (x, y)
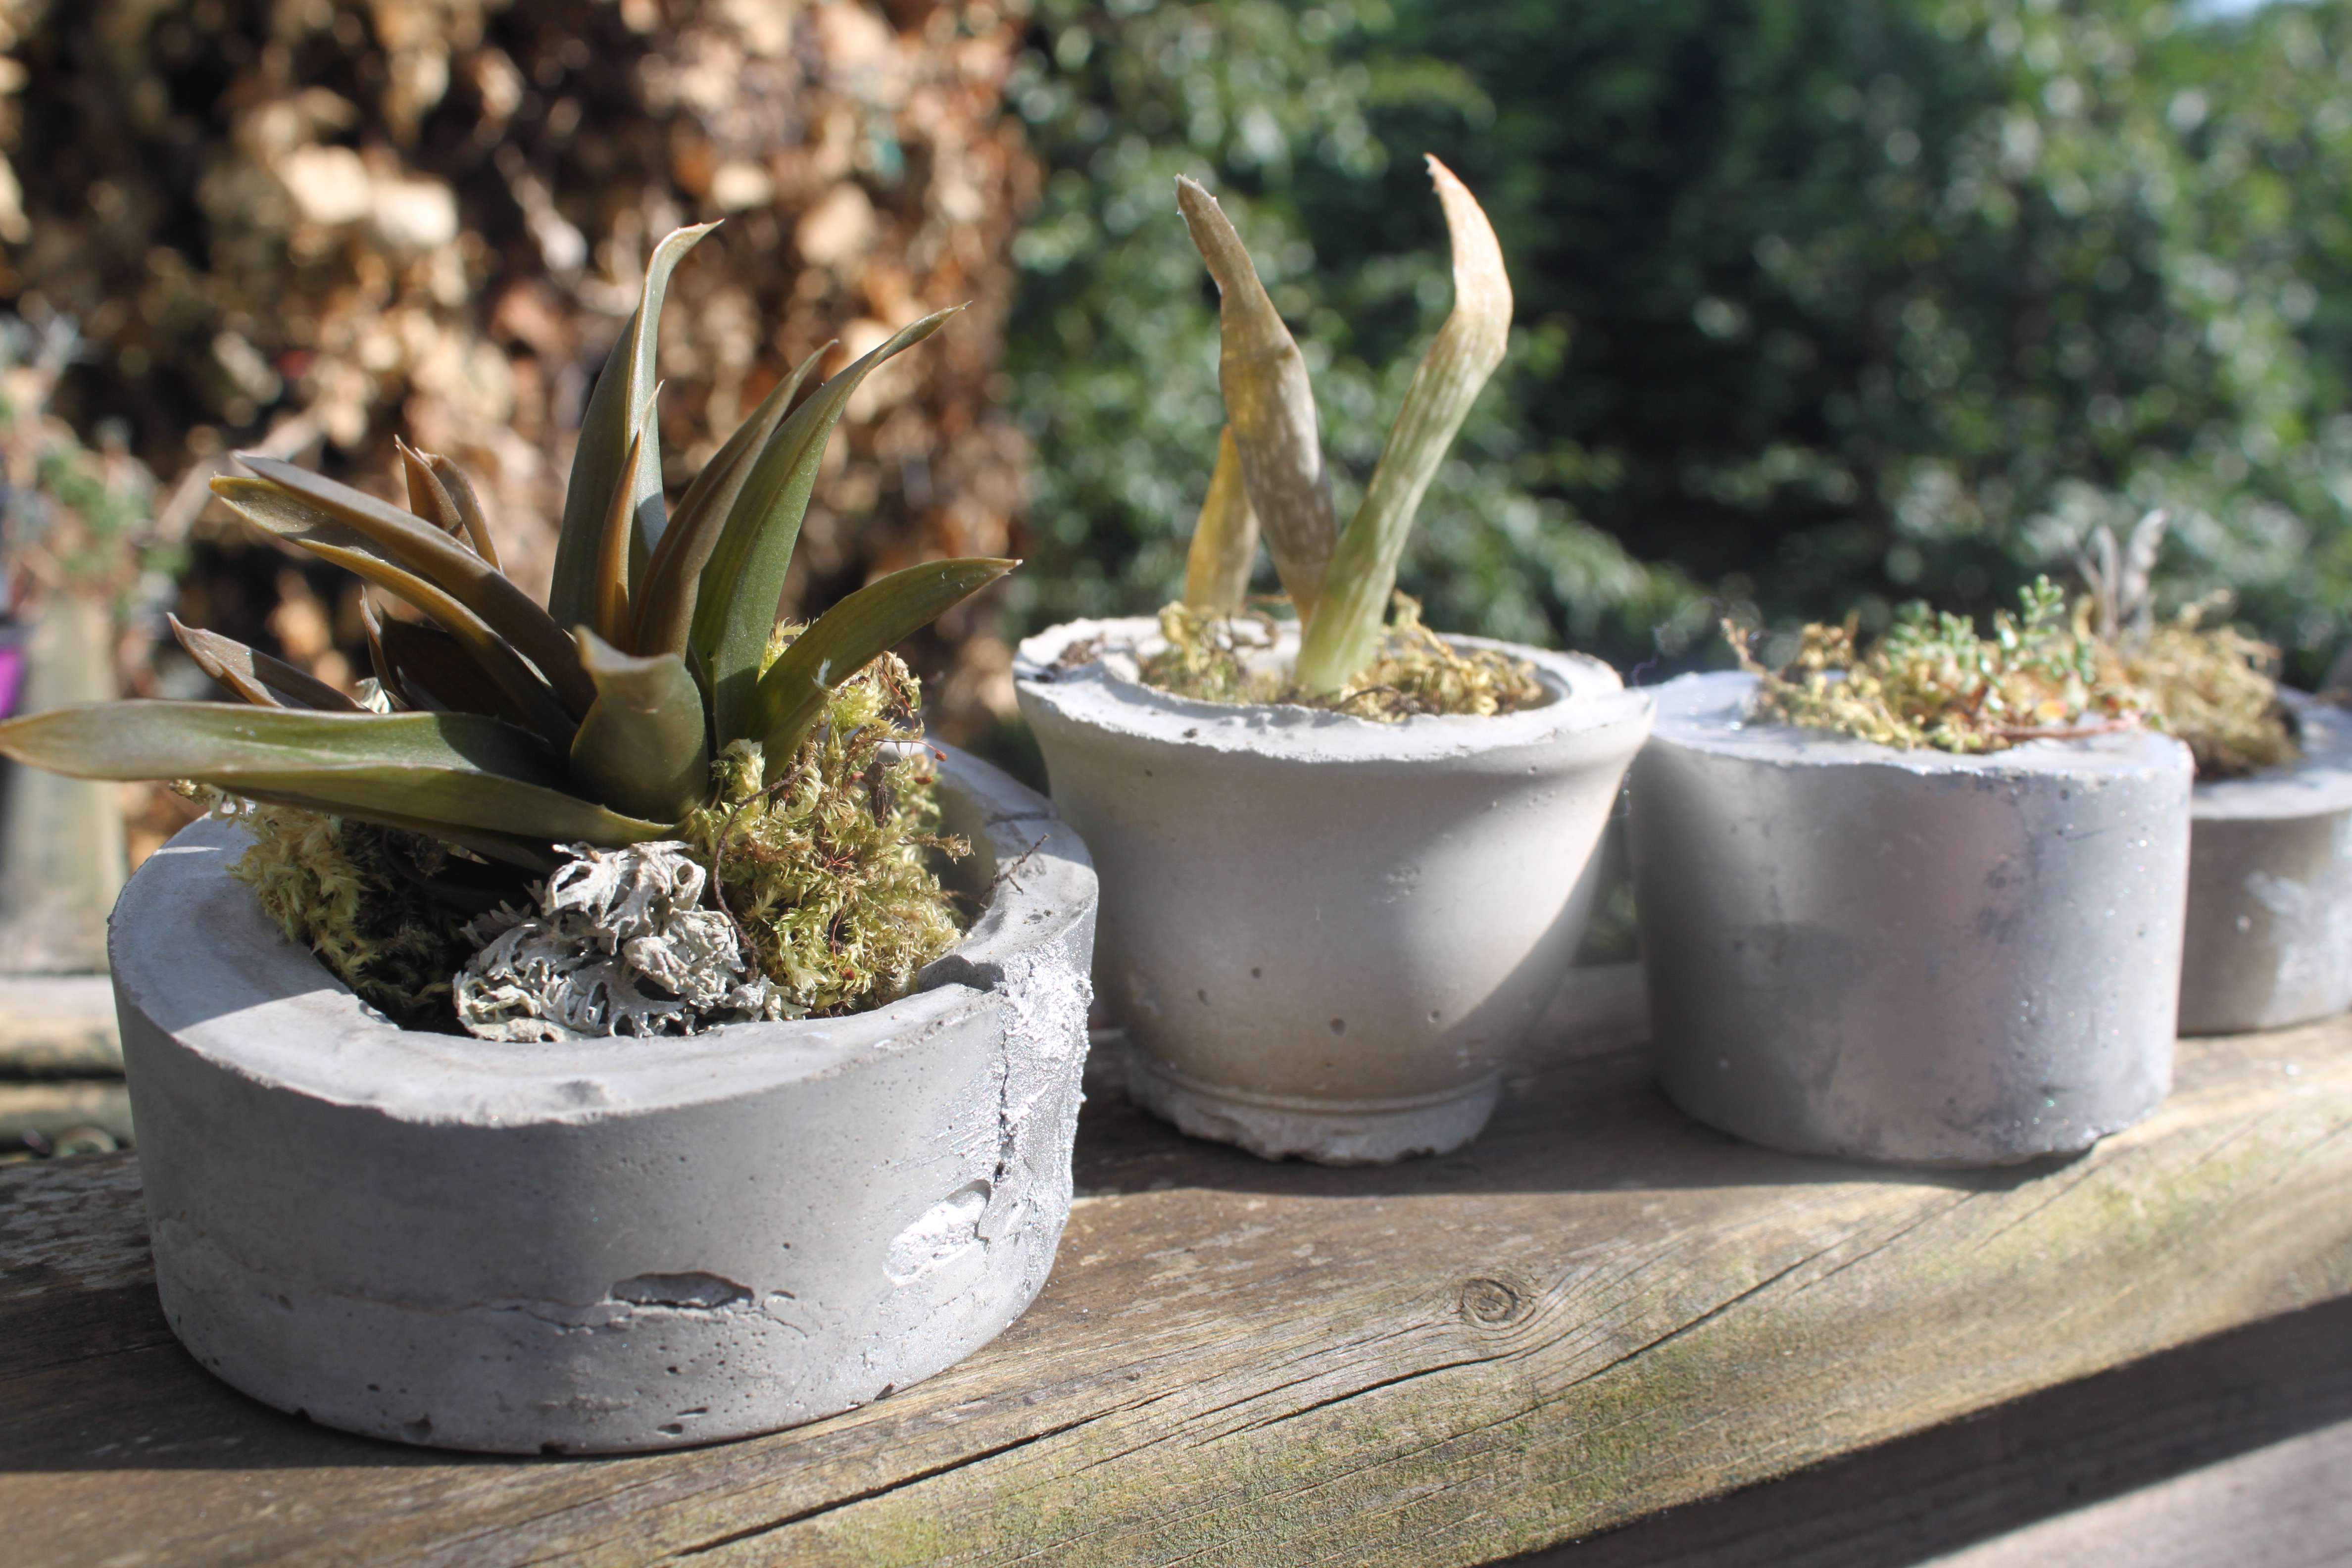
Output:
top-left (0, 598), bottom-right (126, 973)
top-left (106, 744), bottom-right (1098, 1454)
top-left (2180, 689), bottom-right (2352, 1035)
top-left (1629, 672), bottom-right (2192, 1166)
top-left (1015, 617), bottom-right (1652, 1165)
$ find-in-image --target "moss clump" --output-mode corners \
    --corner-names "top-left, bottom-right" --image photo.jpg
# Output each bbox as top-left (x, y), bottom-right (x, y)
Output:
top-left (1139, 594), bottom-right (1545, 721)
top-left (217, 796), bottom-right (483, 1026)
top-left (2115, 606), bottom-right (2299, 778)
top-left (1739, 578), bottom-right (2296, 778)
top-left (680, 634), bottom-right (967, 1017)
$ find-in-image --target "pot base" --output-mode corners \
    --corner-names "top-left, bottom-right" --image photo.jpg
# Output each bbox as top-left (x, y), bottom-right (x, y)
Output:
top-left (1127, 1053), bottom-right (1500, 1165)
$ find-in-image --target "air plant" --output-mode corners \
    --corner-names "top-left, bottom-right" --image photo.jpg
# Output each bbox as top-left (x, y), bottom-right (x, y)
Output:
top-left (1164, 157), bottom-right (1523, 708)
top-left (0, 224), bottom-right (1013, 1023)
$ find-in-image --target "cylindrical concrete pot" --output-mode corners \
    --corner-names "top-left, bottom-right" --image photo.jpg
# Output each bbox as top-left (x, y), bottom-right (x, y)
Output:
top-left (1014, 617), bottom-right (1652, 1165)
top-left (108, 745), bottom-right (1097, 1454)
top-left (1628, 671), bottom-right (2192, 1167)
top-left (2180, 689), bottom-right (2352, 1034)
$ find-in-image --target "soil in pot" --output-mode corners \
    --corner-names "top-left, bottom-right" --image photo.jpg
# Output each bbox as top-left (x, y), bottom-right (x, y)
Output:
top-left (1629, 671), bottom-right (2192, 1166)
top-left (2180, 689), bottom-right (2352, 1034)
top-left (107, 744), bottom-right (1098, 1454)
top-left (1015, 615), bottom-right (1651, 1165)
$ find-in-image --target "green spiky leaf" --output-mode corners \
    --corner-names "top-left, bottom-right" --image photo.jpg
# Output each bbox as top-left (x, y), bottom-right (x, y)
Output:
top-left (752, 556), bottom-right (1015, 764)
top-left (0, 702), bottom-right (667, 860)
top-left (1295, 158), bottom-right (1512, 694)
top-left (548, 222), bottom-right (717, 627)
top-left (633, 344), bottom-right (828, 658)
top-left (274, 530), bottom-right (578, 749)
top-left (169, 616), bottom-right (359, 712)
top-left (216, 463), bottom-right (594, 716)
top-left (569, 630), bottom-right (709, 823)
top-left (691, 308), bottom-right (963, 745)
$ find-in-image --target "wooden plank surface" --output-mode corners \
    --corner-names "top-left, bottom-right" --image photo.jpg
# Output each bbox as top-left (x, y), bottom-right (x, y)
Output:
top-left (4, 967), bottom-right (2351, 1568)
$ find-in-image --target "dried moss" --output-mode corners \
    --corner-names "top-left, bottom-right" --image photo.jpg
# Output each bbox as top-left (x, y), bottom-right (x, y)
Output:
top-left (2115, 606), bottom-right (2299, 778)
top-left (680, 635), bottom-right (968, 1018)
top-left (215, 794), bottom-right (483, 1027)
top-left (1138, 594), bottom-right (1545, 721)
top-left (1739, 578), bottom-right (2297, 778)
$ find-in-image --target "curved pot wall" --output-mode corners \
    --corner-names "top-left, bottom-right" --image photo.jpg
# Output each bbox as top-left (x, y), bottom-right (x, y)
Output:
top-left (1015, 617), bottom-right (1651, 1165)
top-left (1628, 672), bottom-right (2192, 1166)
top-left (2180, 689), bottom-right (2352, 1035)
top-left (109, 746), bottom-right (1097, 1454)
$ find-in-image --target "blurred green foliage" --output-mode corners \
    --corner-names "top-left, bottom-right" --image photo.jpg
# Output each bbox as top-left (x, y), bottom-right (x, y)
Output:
top-left (1004, 0), bottom-right (2352, 682)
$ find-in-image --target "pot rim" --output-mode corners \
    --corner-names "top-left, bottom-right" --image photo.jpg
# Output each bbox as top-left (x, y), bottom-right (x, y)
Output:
top-left (1013, 614), bottom-right (1651, 762)
top-left (2191, 687), bottom-right (2352, 820)
top-left (1647, 669), bottom-right (2191, 781)
top-left (106, 743), bottom-right (1095, 1126)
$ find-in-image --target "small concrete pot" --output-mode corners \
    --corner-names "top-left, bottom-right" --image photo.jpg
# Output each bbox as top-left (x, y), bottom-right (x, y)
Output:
top-left (1014, 617), bottom-right (1651, 1165)
top-left (2179, 690), bottom-right (2352, 1035)
top-left (107, 745), bottom-right (1097, 1454)
top-left (1628, 672), bottom-right (2192, 1167)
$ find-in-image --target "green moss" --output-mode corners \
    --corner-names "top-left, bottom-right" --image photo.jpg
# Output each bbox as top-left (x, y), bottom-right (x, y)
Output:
top-left (680, 636), bottom-right (968, 1018)
top-left (1139, 594), bottom-right (1546, 721)
top-left (217, 796), bottom-right (484, 1027)
top-left (1739, 578), bottom-right (2296, 779)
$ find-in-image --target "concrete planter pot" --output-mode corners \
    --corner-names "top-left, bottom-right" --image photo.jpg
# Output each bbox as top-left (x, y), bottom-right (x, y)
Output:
top-left (2180, 689), bottom-right (2352, 1035)
top-left (107, 745), bottom-right (1097, 1455)
top-left (1015, 617), bottom-right (1652, 1164)
top-left (1628, 672), bottom-right (2192, 1166)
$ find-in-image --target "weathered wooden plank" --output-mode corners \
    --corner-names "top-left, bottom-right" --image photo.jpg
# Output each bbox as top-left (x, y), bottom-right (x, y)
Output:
top-left (1515, 1287), bottom-right (2352, 1564)
top-left (0, 975), bottom-right (123, 1078)
top-left (2, 968), bottom-right (2349, 1568)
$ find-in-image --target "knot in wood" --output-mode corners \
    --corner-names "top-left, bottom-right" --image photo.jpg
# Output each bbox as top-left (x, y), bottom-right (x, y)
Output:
top-left (1458, 1276), bottom-right (1524, 1326)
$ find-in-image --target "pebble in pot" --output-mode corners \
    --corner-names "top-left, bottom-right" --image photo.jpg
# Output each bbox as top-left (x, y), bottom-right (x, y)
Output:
top-left (1629, 586), bottom-right (2196, 1167)
top-left (2180, 689), bottom-right (2352, 1034)
top-left (1017, 161), bottom-right (1649, 1162)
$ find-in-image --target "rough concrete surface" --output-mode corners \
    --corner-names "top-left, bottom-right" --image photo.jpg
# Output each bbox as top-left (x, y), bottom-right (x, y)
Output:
top-left (2180, 688), bottom-right (2352, 1035)
top-left (1629, 671), bottom-right (2192, 1166)
top-left (104, 745), bottom-right (1099, 1454)
top-left (1016, 616), bottom-right (1652, 1164)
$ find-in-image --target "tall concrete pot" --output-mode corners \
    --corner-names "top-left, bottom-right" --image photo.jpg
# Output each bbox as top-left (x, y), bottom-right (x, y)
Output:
top-left (1628, 672), bottom-right (2192, 1166)
top-left (2179, 689), bottom-right (2352, 1034)
top-left (107, 745), bottom-right (1097, 1454)
top-left (1015, 617), bottom-right (1652, 1165)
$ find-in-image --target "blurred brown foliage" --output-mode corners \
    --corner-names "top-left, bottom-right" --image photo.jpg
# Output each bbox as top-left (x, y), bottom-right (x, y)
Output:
top-left (0, 0), bottom-right (1040, 736)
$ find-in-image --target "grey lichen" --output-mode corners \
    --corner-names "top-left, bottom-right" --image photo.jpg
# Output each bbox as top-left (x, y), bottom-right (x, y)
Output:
top-left (454, 840), bottom-right (791, 1042)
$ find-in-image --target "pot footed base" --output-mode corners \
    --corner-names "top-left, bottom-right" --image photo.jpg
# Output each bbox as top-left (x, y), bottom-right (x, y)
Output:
top-left (1127, 1054), bottom-right (1500, 1165)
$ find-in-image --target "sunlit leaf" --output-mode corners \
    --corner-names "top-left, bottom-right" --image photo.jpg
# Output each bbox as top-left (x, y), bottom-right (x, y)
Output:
top-left (752, 557), bottom-right (1015, 764)
top-left (169, 616), bottom-right (359, 712)
top-left (0, 702), bottom-right (667, 861)
top-left (216, 463), bottom-right (592, 716)
top-left (1296, 158), bottom-right (1511, 694)
top-left (691, 307), bottom-right (962, 744)
top-left (633, 343), bottom-right (828, 658)
top-left (547, 222), bottom-right (717, 627)
top-left (1176, 176), bottom-right (1337, 622)
top-left (272, 528), bottom-right (578, 748)
top-left (569, 629), bottom-right (709, 822)
top-left (1182, 425), bottom-right (1261, 613)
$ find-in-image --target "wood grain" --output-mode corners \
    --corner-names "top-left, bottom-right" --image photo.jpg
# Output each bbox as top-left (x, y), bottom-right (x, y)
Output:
top-left (3, 966), bottom-right (2350, 1568)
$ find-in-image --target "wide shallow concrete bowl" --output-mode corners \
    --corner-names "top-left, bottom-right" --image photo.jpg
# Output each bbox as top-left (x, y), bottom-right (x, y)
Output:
top-left (2180, 690), bottom-right (2352, 1035)
top-left (1015, 617), bottom-right (1652, 1165)
top-left (1628, 672), bottom-right (2192, 1167)
top-left (108, 745), bottom-right (1097, 1454)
